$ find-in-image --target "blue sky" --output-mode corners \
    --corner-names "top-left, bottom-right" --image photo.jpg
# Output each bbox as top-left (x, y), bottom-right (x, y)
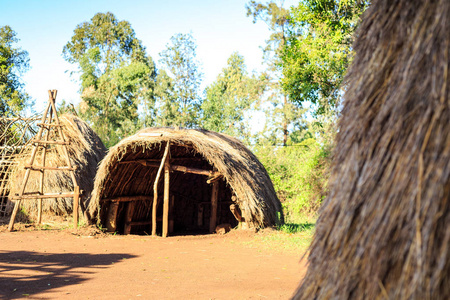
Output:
top-left (1, 0), bottom-right (295, 112)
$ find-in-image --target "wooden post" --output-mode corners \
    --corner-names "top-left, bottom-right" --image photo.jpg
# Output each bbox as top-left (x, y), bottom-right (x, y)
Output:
top-left (197, 204), bottom-right (204, 227)
top-left (162, 158), bottom-right (170, 238)
top-left (209, 181), bottom-right (219, 233)
top-left (152, 141), bottom-right (170, 236)
top-left (169, 195), bottom-right (174, 233)
top-left (124, 201), bottom-right (135, 234)
top-left (38, 108), bottom-right (53, 225)
top-left (73, 185), bottom-right (79, 228)
top-left (106, 202), bottom-right (119, 232)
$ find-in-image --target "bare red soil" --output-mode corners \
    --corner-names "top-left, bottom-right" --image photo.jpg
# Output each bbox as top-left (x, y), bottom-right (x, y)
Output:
top-left (0, 227), bottom-right (305, 299)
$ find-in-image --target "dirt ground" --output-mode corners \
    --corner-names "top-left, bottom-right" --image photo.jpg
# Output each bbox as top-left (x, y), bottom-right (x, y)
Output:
top-left (0, 222), bottom-right (306, 300)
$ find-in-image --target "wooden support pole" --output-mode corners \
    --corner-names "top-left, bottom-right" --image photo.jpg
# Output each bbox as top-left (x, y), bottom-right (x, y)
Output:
top-left (38, 107), bottom-right (52, 225)
top-left (106, 202), bottom-right (119, 232)
top-left (124, 201), bottom-right (135, 234)
top-left (162, 158), bottom-right (170, 238)
top-left (209, 181), bottom-right (219, 233)
top-left (168, 195), bottom-right (174, 234)
top-left (197, 204), bottom-right (204, 227)
top-left (73, 185), bottom-right (79, 228)
top-left (152, 141), bottom-right (170, 236)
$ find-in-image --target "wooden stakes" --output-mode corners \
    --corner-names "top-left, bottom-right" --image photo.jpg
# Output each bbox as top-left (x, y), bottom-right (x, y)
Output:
top-left (209, 181), bottom-right (219, 233)
top-left (152, 141), bottom-right (170, 236)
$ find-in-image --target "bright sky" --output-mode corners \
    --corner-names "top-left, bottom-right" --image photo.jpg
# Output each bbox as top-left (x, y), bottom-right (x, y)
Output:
top-left (1, 0), bottom-right (295, 113)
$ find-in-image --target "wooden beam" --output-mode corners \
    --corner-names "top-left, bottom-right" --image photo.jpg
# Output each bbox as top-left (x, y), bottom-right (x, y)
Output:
top-left (207, 174), bottom-right (223, 184)
top-left (152, 142), bottom-right (170, 236)
top-left (124, 201), bottom-right (135, 234)
top-left (209, 181), bottom-right (219, 233)
top-left (9, 192), bottom-right (79, 200)
top-left (100, 195), bottom-right (153, 203)
top-left (32, 140), bottom-right (70, 145)
top-left (119, 159), bottom-right (220, 177)
top-left (129, 220), bottom-right (155, 226)
top-left (171, 165), bottom-right (219, 177)
top-left (24, 165), bottom-right (77, 171)
top-left (162, 157), bottom-right (170, 238)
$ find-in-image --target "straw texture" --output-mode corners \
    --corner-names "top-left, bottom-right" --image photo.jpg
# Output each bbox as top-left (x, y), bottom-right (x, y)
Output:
top-left (293, 0), bottom-right (449, 299)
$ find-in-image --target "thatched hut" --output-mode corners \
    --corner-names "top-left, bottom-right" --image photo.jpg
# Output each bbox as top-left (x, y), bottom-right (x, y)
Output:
top-left (88, 127), bottom-right (282, 236)
top-left (293, 0), bottom-right (449, 299)
top-left (8, 114), bottom-right (107, 217)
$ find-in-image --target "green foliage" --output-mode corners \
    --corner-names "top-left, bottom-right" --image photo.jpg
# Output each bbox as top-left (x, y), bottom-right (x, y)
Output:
top-left (63, 12), bottom-right (156, 147)
top-left (277, 222), bottom-right (315, 234)
top-left (157, 33), bottom-right (202, 128)
top-left (281, 0), bottom-right (368, 115)
top-left (0, 25), bottom-right (31, 116)
top-left (255, 136), bottom-right (331, 222)
top-left (201, 52), bottom-right (265, 139)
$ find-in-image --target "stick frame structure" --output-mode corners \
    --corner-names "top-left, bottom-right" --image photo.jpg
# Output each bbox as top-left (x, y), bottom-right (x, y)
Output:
top-left (8, 90), bottom-right (81, 231)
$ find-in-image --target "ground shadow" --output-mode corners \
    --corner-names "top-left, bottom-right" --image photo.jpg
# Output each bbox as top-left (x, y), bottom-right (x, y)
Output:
top-left (0, 250), bottom-right (136, 299)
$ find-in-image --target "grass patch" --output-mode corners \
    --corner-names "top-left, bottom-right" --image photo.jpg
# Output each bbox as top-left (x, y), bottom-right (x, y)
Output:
top-left (244, 221), bottom-right (316, 253)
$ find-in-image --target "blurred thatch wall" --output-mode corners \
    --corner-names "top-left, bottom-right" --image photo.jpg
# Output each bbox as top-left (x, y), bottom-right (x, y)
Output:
top-left (294, 0), bottom-right (449, 299)
top-left (8, 114), bottom-right (106, 216)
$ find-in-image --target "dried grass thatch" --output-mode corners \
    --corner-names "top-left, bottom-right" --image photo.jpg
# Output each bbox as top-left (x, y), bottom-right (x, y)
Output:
top-left (89, 127), bottom-right (282, 233)
top-left (294, 0), bottom-right (449, 299)
top-left (8, 114), bottom-right (107, 216)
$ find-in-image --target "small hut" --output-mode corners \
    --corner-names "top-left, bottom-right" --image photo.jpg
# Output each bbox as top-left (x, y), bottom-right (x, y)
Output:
top-left (8, 114), bottom-right (107, 217)
top-left (294, 0), bottom-right (449, 299)
top-left (89, 127), bottom-right (282, 236)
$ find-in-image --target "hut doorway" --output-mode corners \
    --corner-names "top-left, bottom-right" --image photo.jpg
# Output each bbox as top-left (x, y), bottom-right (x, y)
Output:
top-left (100, 142), bottom-right (240, 236)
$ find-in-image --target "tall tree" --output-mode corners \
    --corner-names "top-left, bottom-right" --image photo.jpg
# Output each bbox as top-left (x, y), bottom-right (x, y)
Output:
top-left (246, 0), bottom-right (296, 146)
top-left (63, 12), bottom-right (156, 147)
top-left (157, 33), bottom-right (202, 128)
top-left (0, 25), bottom-right (30, 116)
top-left (281, 0), bottom-right (369, 115)
top-left (202, 52), bottom-right (264, 139)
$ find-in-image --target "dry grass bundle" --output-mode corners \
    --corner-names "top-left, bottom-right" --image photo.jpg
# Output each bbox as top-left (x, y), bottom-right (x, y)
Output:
top-left (294, 0), bottom-right (449, 299)
top-left (8, 114), bottom-right (106, 216)
top-left (89, 127), bottom-right (282, 228)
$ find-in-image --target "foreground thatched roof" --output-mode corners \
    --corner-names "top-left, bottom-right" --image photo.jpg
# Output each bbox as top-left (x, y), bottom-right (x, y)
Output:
top-left (89, 127), bottom-right (282, 228)
top-left (294, 0), bottom-right (449, 299)
top-left (8, 114), bottom-right (107, 215)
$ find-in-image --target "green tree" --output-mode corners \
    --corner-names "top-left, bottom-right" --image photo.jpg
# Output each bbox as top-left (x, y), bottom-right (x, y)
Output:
top-left (246, 0), bottom-right (298, 146)
top-left (201, 52), bottom-right (264, 139)
top-left (63, 12), bottom-right (156, 147)
top-left (0, 25), bottom-right (30, 116)
top-left (282, 0), bottom-right (368, 114)
top-left (157, 33), bottom-right (202, 128)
